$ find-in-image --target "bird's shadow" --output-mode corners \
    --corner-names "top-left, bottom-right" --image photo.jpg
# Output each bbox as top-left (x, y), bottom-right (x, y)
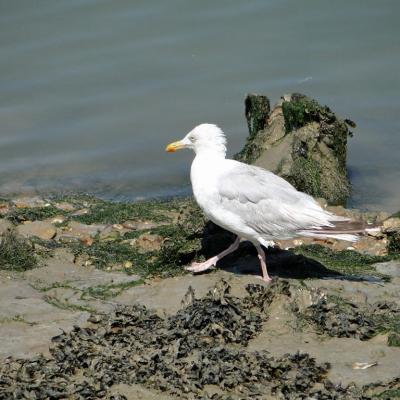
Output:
top-left (200, 222), bottom-right (376, 282)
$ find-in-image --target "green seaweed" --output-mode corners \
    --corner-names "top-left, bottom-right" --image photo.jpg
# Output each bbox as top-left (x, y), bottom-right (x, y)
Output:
top-left (6, 206), bottom-right (64, 224)
top-left (294, 244), bottom-right (391, 276)
top-left (286, 157), bottom-right (323, 199)
top-left (234, 94), bottom-right (270, 164)
top-left (31, 280), bottom-right (75, 293)
top-left (67, 199), bottom-right (205, 278)
top-left (71, 239), bottom-right (150, 271)
top-left (82, 280), bottom-right (144, 300)
top-left (71, 199), bottom-right (179, 225)
top-left (0, 230), bottom-right (38, 271)
top-left (373, 389), bottom-right (400, 399)
top-left (387, 232), bottom-right (400, 255)
top-left (43, 295), bottom-right (95, 313)
top-left (234, 140), bottom-right (263, 164)
top-left (282, 94), bottom-right (335, 133)
top-left (151, 202), bottom-right (205, 270)
top-left (387, 332), bottom-right (400, 347)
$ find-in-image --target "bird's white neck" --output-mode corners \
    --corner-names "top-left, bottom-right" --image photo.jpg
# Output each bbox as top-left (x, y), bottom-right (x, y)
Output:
top-left (193, 145), bottom-right (226, 158)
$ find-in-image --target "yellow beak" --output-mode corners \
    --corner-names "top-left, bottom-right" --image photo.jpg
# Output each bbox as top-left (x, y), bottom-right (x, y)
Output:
top-left (165, 140), bottom-right (184, 152)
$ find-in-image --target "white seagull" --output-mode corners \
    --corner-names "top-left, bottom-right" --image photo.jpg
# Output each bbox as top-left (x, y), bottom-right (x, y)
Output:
top-left (166, 124), bottom-right (360, 282)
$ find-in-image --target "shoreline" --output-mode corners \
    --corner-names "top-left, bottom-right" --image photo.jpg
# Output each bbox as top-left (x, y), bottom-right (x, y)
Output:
top-left (1, 93), bottom-right (400, 398)
top-left (0, 192), bottom-right (399, 399)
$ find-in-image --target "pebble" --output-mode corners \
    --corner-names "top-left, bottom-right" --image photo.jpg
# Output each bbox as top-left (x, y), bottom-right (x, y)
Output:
top-left (80, 237), bottom-right (94, 247)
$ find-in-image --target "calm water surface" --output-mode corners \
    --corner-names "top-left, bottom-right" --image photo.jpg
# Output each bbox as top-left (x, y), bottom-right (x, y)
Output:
top-left (0, 1), bottom-right (399, 211)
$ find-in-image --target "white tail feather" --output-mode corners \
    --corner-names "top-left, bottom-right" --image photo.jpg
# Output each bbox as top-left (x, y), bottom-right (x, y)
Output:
top-left (298, 231), bottom-right (359, 242)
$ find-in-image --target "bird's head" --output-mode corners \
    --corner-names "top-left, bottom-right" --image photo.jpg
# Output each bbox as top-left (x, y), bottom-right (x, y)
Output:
top-left (165, 123), bottom-right (227, 157)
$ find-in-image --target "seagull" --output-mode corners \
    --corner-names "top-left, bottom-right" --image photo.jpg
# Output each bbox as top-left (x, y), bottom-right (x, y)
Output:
top-left (166, 124), bottom-right (364, 282)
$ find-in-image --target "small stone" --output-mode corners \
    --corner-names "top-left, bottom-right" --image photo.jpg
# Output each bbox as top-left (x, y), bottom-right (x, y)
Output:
top-left (124, 261), bottom-right (133, 269)
top-left (17, 221), bottom-right (56, 240)
top-left (121, 239), bottom-right (136, 247)
top-left (80, 237), bottom-right (94, 247)
top-left (352, 362), bottom-right (378, 370)
top-left (46, 215), bottom-right (66, 224)
top-left (57, 234), bottom-right (80, 244)
top-left (112, 224), bottom-right (124, 230)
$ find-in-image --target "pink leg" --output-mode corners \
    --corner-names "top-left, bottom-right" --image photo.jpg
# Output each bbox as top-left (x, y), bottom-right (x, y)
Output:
top-left (255, 245), bottom-right (272, 283)
top-left (186, 237), bottom-right (241, 273)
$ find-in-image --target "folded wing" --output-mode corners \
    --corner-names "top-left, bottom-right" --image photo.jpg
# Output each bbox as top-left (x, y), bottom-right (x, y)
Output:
top-left (217, 162), bottom-right (349, 239)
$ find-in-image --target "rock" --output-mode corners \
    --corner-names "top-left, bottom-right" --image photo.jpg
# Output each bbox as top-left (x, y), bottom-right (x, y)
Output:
top-left (0, 219), bottom-right (13, 236)
top-left (44, 215), bottom-right (67, 224)
top-left (98, 226), bottom-right (121, 241)
top-left (17, 221), bottom-right (56, 240)
top-left (60, 221), bottom-right (106, 239)
top-left (374, 261), bottom-right (400, 277)
top-left (383, 213), bottom-right (400, 255)
top-left (12, 196), bottom-right (48, 208)
top-left (382, 215), bottom-right (400, 233)
top-left (235, 93), bottom-right (354, 205)
top-left (54, 202), bottom-right (76, 212)
top-left (244, 93), bottom-right (270, 140)
top-left (122, 220), bottom-right (165, 230)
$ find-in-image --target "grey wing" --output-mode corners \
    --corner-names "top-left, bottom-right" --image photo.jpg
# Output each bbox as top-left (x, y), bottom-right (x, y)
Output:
top-left (217, 163), bottom-right (335, 237)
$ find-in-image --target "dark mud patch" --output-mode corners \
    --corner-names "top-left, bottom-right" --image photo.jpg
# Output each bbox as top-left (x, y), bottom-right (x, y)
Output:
top-left (304, 294), bottom-right (400, 342)
top-left (1, 280), bottom-right (398, 399)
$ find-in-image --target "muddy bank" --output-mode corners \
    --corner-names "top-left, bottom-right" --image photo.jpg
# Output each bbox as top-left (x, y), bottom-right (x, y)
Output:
top-left (1, 278), bottom-right (400, 399)
top-left (0, 94), bottom-right (399, 398)
top-left (0, 194), bottom-right (399, 398)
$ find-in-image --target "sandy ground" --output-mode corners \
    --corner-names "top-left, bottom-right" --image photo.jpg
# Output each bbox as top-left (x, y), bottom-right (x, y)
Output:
top-left (1, 247), bottom-right (400, 398)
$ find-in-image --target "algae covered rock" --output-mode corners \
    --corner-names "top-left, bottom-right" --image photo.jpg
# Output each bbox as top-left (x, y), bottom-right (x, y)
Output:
top-left (235, 93), bottom-right (355, 205)
top-left (383, 211), bottom-right (400, 255)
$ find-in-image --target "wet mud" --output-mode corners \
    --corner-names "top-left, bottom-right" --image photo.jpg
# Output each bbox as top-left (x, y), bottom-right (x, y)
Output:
top-left (1, 279), bottom-right (399, 399)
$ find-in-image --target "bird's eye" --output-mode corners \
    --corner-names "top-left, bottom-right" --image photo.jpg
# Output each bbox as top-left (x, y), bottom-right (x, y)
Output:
top-left (189, 136), bottom-right (195, 142)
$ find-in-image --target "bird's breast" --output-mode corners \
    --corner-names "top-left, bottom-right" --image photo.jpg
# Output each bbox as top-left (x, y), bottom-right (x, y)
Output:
top-left (190, 158), bottom-right (221, 216)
